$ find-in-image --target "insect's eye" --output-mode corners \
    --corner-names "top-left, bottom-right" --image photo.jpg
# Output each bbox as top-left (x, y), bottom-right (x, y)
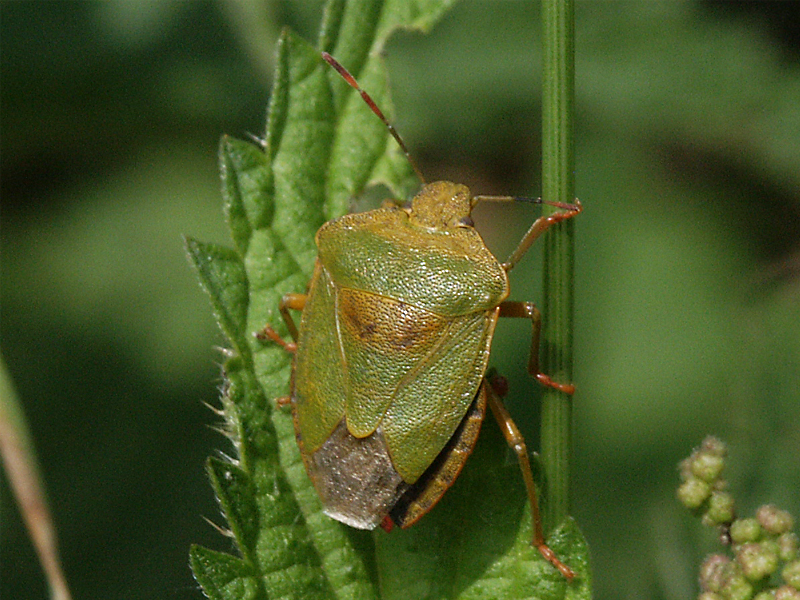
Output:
top-left (458, 216), bottom-right (475, 228)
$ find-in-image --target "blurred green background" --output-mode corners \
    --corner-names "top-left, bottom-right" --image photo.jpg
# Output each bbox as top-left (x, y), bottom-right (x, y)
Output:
top-left (2, 1), bottom-right (799, 599)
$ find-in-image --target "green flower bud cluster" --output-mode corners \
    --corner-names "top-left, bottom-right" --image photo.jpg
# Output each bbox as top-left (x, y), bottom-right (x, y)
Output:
top-left (678, 437), bottom-right (732, 523)
top-left (679, 437), bottom-right (799, 600)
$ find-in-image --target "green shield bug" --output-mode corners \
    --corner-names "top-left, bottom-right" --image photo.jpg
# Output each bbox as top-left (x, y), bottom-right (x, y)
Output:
top-left (259, 52), bottom-right (581, 580)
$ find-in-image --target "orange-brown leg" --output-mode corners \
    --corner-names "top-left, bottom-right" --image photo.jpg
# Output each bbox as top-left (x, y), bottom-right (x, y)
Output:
top-left (485, 377), bottom-right (574, 580)
top-left (471, 196), bottom-right (581, 271)
top-left (254, 292), bottom-right (308, 351)
top-left (254, 293), bottom-right (307, 407)
top-left (502, 200), bottom-right (581, 272)
top-left (276, 293), bottom-right (307, 342)
top-left (498, 301), bottom-right (575, 395)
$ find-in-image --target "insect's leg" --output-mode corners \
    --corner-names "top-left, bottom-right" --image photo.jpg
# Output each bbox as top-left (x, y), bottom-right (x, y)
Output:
top-left (498, 301), bottom-right (575, 395)
top-left (255, 293), bottom-right (307, 352)
top-left (502, 200), bottom-right (581, 272)
top-left (278, 293), bottom-right (306, 341)
top-left (485, 376), bottom-right (574, 579)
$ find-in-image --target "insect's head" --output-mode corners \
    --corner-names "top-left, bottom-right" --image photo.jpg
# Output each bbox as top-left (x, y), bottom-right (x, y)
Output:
top-left (408, 181), bottom-right (474, 229)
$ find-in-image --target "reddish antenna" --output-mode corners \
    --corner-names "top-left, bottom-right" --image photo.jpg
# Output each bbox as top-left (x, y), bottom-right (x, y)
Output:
top-left (322, 52), bottom-right (426, 185)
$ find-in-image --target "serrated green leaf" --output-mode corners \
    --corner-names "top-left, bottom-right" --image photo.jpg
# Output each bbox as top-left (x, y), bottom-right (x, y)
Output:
top-left (245, 25), bottom-right (381, 600)
top-left (220, 136), bottom-right (274, 254)
top-left (189, 545), bottom-right (264, 600)
top-left (185, 238), bottom-right (250, 359)
top-left (206, 458), bottom-right (259, 563)
top-left (201, 357), bottom-right (333, 600)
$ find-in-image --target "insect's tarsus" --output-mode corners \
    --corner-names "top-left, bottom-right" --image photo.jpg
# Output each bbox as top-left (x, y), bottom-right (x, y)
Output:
top-left (322, 52), bottom-right (426, 185)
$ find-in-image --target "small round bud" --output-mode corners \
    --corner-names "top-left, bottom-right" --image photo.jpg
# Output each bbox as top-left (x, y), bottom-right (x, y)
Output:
top-left (758, 505), bottom-right (794, 536)
top-left (783, 560), bottom-right (800, 590)
top-left (722, 567), bottom-right (755, 600)
top-left (691, 452), bottom-right (726, 483)
top-left (700, 554), bottom-right (731, 592)
top-left (775, 585), bottom-right (800, 600)
top-left (679, 478), bottom-right (712, 509)
top-left (778, 533), bottom-right (799, 562)
top-left (737, 542), bottom-right (779, 581)
top-left (699, 593), bottom-right (724, 600)
top-left (731, 519), bottom-right (763, 544)
top-left (753, 591), bottom-right (776, 600)
top-left (706, 491), bottom-right (736, 525)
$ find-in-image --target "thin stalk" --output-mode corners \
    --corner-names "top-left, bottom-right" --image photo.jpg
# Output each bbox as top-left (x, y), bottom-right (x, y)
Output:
top-left (540, 0), bottom-right (576, 534)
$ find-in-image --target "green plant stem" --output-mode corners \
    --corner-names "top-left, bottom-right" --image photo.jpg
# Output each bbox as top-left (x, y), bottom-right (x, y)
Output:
top-left (540, 0), bottom-right (576, 534)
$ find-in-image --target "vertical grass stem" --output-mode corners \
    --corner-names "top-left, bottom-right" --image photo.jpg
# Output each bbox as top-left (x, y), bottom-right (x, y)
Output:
top-left (540, 0), bottom-right (576, 534)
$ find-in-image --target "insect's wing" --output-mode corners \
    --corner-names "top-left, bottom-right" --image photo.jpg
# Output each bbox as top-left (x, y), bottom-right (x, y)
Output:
top-left (299, 416), bottom-right (407, 530)
top-left (381, 308), bottom-right (498, 483)
top-left (337, 287), bottom-right (452, 439)
top-left (389, 379), bottom-right (489, 528)
top-left (292, 261), bottom-right (347, 453)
